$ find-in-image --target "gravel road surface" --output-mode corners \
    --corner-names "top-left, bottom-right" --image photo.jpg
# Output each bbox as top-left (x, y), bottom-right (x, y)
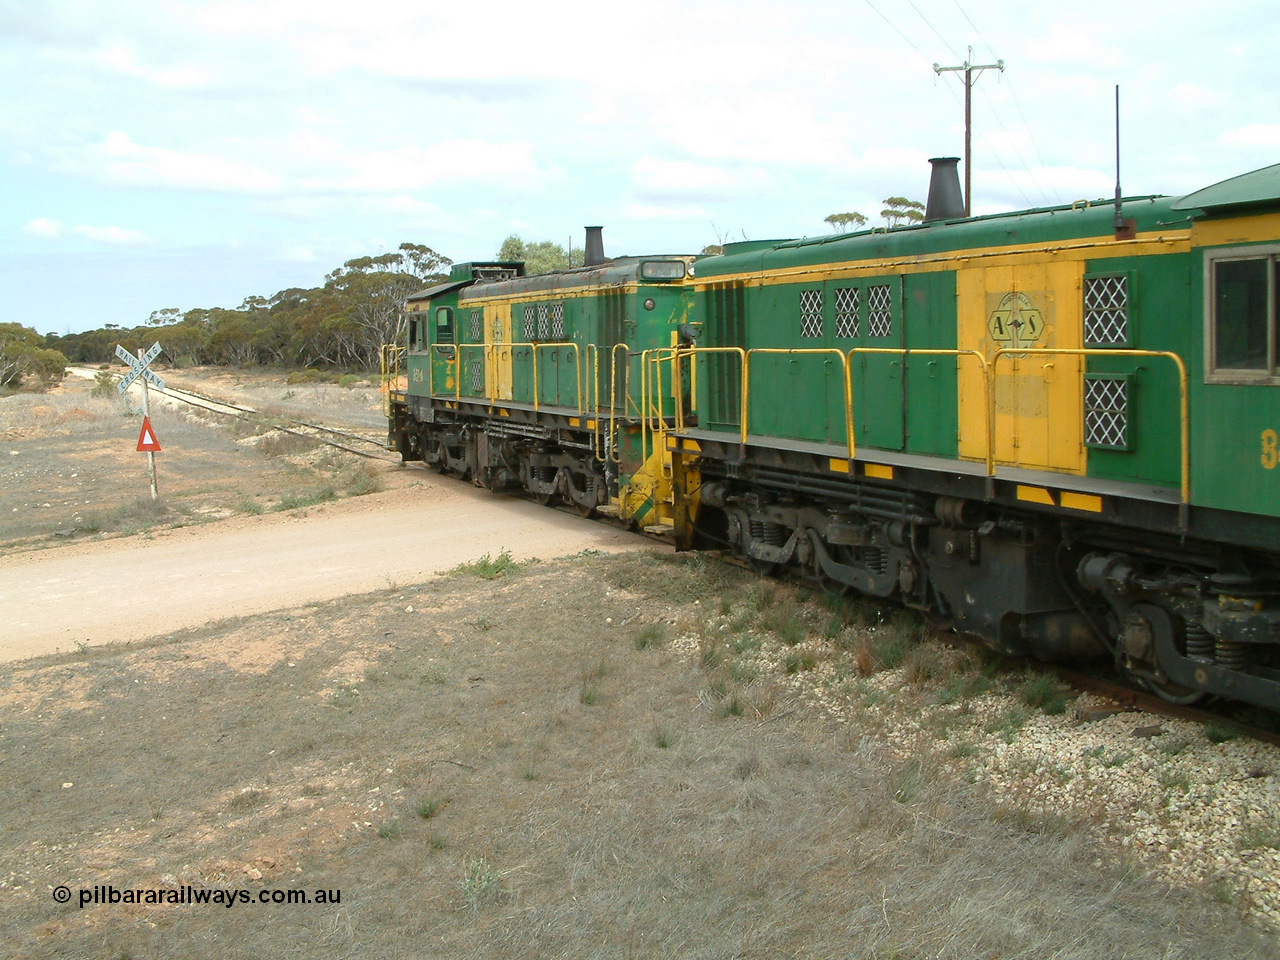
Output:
top-left (0, 471), bottom-right (648, 662)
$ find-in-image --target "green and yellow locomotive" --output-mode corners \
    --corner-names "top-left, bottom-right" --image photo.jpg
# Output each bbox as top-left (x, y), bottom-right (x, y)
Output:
top-left (674, 159), bottom-right (1280, 710)
top-left (388, 161), bottom-right (1280, 712)
top-left (387, 228), bottom-right (695, 530)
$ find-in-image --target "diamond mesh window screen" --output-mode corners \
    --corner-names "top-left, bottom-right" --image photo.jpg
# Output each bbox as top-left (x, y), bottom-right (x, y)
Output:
top-left (469, 360), bottom-right (484, 393)
top-left (867, 284), bottom-right (893, 337)
top-left (550, 302), bottom-right (564, 339)
top-left (523, 305), bottom-right (536, 340)
top-left (800, 289), bottom-right (823, 338)
top-left (469, 310), bottom-right (483, 342)
top-left (1084, 275), bottom-right (1128, 345)
top-left (1084, 375), bottom-right (1129, 448)
top-left (537, 303), bottom-right (549, 340)
top-left (835, 287), bottom-right (859, 338)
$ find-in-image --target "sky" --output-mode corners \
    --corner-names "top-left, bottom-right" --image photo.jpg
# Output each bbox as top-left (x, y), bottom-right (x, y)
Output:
top-left (3, 0), bottom-right (1279, 336)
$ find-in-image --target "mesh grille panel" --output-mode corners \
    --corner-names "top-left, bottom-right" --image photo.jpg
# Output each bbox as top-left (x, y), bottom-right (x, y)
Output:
top-left (1085, 275), bottom-right (1128, 345)
top-left (469, 360), bottom-right (484, 393)
top-left (550, 302), bottom-right (564, 339)
top-left (523, 305), bottom-right (536, 340)
top-left (469, 310), bottom-right (483, 342)
top-left (868, 284), bottom-right (893, 337)
top-left (537, 303), bottom-right (549, 340)
top-left (835, 287), bottom-right (859, 338)
top-left (1085, 376), bottom-right (1129, 448)
top-left (799, 289), bottom-right (823, 338)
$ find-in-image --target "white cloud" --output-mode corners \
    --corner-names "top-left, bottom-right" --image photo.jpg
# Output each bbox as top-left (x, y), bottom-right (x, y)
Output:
top-left (93, 131), bottom-right (282, 194)
top-left (1220, 124), bottom-right (1280, 150)
top-left (96, 43), bottom-right (212, 89)
top-left (630, 158), bottom-right (773, 203)
top-left (22, 217), bottom-right (150, 244)
top-left (24, 217), bottom-right (64, 239)
top-left (71, 224), bottom-right (151, 245)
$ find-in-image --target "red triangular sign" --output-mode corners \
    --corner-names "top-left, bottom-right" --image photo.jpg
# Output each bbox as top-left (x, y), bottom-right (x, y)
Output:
top-left (136, 416), bottom-right (161, 452)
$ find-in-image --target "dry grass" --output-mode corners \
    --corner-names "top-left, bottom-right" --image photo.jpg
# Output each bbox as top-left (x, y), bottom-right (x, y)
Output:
top-left (0, 553), bottom-right (1272, 959)
top-left (0, 371), bottom-right (396, 553)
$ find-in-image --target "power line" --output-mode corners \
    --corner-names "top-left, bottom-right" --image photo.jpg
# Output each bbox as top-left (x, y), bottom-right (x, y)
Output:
top-left (951, 0), bottom-right (998, 61)
top-left (862, 0), bottom-right (934, 66)
top-left (905, 0), bottom-right (961, 61)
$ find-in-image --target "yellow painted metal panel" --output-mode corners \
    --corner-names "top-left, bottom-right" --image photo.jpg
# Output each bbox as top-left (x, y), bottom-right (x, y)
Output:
top-left (958, 260), bottom-right (1084, 475)
top-left (1061, 491), bottom-right (1103, 512)
top-left (864, 463), bottom-right (894, 479)
top-left (1016, 485), bottom-right (1056, 505)
top-left (487, 301), bottom-right (513, 401)
top-left (829, 458), bottom-right (850, 473)
top-left (1191, 212), bottom-right (1280, 247)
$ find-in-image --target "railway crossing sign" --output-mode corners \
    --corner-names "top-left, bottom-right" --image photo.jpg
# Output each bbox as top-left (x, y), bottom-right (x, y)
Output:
top-left (116, 342), bottom-right (165, 393)
top-left (136, 416), bottom-right (161, 452)
top-left (115, 341), bottom-right (165, 500)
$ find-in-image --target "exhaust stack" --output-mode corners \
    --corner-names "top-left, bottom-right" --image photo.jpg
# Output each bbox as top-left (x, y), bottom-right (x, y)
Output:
top-left (584, 226), bottom-right (606, 266)
top-left (924, 157), bottom-right (966, 222)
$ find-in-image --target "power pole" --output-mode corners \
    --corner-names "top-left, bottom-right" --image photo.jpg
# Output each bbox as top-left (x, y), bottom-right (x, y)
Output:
top-left (933, 46), bottom-right (1004, 217)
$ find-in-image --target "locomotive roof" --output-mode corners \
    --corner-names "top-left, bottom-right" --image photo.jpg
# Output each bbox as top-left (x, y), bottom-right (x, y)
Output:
top-left (697, 193), bottom-right (1193, 279)
top-left (406, 256), bottom-right (691, 304)
top-left (1172, 162), bottom-right (1280, 212)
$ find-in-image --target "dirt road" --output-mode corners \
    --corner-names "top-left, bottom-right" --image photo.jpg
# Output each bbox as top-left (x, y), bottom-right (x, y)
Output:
top-left (0, 469), bottom-right (650, 662)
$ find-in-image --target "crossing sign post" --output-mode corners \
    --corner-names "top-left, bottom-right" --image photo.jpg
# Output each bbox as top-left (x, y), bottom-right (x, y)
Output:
top-left (115, 342), bottom-right (165, 501)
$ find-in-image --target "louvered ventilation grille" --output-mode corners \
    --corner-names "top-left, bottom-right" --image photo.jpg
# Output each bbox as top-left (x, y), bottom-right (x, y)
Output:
top-left (800, 289), bottom-right (823, 338)
top-left (868, 284), bottom-right (893, 337)
top-left (1084, 376), bottom-right (1129, 448)
top-left (1085, 275), bottom-right (1128, 345)
top-left (835, 287), bottom-right (859, 338)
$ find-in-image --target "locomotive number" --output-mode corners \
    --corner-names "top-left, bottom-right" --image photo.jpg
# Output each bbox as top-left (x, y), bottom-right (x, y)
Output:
top-left (1263, 429), bottom-right (1279, 470)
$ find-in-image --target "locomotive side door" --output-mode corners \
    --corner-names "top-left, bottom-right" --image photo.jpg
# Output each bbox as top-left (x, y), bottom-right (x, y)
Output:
top-left (488, 300), bottom-right (513, 401)
top-left (957, 261), bottom-right (1085, 474)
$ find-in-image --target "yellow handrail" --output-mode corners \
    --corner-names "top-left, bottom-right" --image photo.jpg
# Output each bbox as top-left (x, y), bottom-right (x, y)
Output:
top-left (531, 342), bottom-right (583, 415)
top-left (380, 343), bottom-right (405, 418)
top-left (845, 348), bottom-right (990, 468)
top-left (670, 346), bottom-right (748, 444)
top-left (744, 348), bottom-right (854, 458)
top-left (989, 347), bottom-right (1190, 518)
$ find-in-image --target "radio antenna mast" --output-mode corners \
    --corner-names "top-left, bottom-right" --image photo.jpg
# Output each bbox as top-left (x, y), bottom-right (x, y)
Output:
top-left (1114, 85), bottom-right (1135, 240)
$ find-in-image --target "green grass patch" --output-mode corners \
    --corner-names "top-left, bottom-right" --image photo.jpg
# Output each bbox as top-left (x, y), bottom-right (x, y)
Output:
top-left (633, 623), bottom-right (668, 650)
top-left (1018, 671), bottom-right (1071, 715)
top-left (1204, 720), bottom-right (1243, 744)
top-left (275, 487), bottom-right (337, 511)
top-left (447, 548), bottom-right (522, 580)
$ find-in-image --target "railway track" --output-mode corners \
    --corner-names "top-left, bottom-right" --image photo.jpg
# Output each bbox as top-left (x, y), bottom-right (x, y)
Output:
top-left (152, 381), bottom-right (399, 463)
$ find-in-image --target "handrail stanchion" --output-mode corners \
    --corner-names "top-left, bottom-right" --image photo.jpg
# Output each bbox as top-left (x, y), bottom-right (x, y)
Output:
top-left (990, 347), bottom-right (1190, 527)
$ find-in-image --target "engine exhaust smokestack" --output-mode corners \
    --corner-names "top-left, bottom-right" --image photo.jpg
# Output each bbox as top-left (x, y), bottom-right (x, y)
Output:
top-left (584, 226), bottom-right (606, 266)
top-left (924, 157), bottom-right (966, 222)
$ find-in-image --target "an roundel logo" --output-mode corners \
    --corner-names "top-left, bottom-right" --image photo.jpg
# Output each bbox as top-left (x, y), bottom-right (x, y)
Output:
top-left (986, 292), bottom-right (1045, 349)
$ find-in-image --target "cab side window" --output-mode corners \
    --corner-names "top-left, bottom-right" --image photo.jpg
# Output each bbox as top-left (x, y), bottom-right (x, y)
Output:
top-left (435, 307), bottom-right (455, 345)
top-left (1208, 249), bottom-right (1279, 381)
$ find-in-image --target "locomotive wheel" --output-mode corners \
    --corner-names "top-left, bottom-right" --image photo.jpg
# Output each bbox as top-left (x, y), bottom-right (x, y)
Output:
top-left (576, 503), bottom-right (596, 518)
top-left (537, 491), bottom-right (560, 507)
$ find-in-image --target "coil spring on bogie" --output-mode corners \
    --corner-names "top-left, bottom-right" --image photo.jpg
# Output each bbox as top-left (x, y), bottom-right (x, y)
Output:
top-left (1185, 621), bottom-right (1214, 662)
top-left (1216, 639), bottom-right (1249, 671)
top-left (763, 522), bottom-right (787, 546)
top-left (749, 519), bottom-right (765, 542)
top-left (535, 466), bottom-right (556, 484)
